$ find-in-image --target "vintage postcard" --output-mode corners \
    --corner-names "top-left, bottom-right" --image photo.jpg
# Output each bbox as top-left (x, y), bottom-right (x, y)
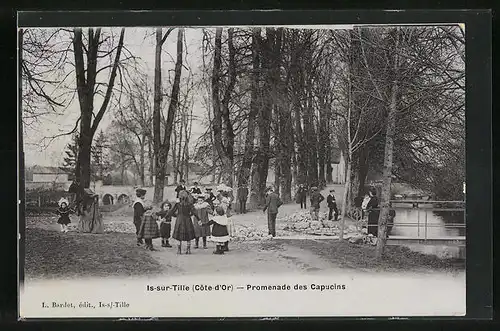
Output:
top-left (18, 20), bottom-right (466, 318)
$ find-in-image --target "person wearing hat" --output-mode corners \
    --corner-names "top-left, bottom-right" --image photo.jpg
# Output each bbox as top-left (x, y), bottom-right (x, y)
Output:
top-left (133, 188), bottom-right (152, 246)
top-left (263, 188), bottom-right (283, 237)
top-left (309, 186), bottom-right (325, 222)
top-left (175, 179), bottom-right (187, 198)
top-left (297, 184), bottom-right (308, 209)
top-left (190, 181), bottom-right (202, 197)
top-left (204, 187), bottom-right (217, 209)
top-left (55, 198), bottom-right (75, 233)
top-left (326, 189), bottom-right (339, 221)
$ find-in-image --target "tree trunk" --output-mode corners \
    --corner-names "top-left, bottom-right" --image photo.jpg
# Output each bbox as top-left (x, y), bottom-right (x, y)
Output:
top-left (148, 137), bottom-right (154, 186)
top-left (237, 28), bottom-right (260, 188)
top-left (153, 28), bottom-right (183, 203)
top-left (376, 28), bottom-right (401, 259)
top-left (339, 158), bottom-right (352, 240)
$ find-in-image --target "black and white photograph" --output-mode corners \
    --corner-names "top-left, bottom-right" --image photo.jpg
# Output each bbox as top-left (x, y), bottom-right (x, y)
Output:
top-left (19, 19), bottom-right (467, 318)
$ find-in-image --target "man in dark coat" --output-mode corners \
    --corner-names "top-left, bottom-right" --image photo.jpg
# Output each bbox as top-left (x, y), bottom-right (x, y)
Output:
top-left (263, 188), bottom-right (283, 237)
top-left (175, 179), bottom-right (187, 198)
top-left (297, 184), bottom-right (307, 209)
top-left (237, 185), bottom-right (249, 214)
top-left (309, 187), bottom-right (325, 222)
top-left (326, 189), bottom-right (339, 221)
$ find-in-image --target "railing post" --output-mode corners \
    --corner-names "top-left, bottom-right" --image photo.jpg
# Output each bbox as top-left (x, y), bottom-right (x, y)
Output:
top-left (424, 210), bottom-right (428, 241)
top-left (417, 209), bottom-right (420, 238)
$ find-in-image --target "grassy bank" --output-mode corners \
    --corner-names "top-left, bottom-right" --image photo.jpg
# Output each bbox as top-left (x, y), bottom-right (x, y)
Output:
top-left (278, 239), bottom-right (464, 273)
top-left (24, 228), bottom-right (163, 280)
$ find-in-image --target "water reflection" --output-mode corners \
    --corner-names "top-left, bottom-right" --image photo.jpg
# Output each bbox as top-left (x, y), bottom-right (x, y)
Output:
top-left (391, 203), bottom-right (465, 238)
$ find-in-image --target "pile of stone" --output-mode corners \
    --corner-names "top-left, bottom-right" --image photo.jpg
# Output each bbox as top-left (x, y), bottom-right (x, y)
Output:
top-left (277, 210), bottom-right (360, 237)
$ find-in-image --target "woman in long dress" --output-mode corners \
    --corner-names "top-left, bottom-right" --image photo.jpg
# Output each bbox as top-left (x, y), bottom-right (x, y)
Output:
top-left (366, 187), bottom-right (380, 236)
top-left (171, 190), bottom-right (199, 254)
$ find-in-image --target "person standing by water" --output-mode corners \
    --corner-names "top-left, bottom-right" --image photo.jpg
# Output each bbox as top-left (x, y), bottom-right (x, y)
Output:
top-left (326, 189), bottom-right (339, 221)
top-left (175, 179), bottom-right (187, 198)
top-left (171, 190), bottom-right (200, 254)
top-left (296, 184), bottom-right (307, 209)
top-left (263, 188), bottom-right (283, 237)
top-left (237, 184), bottom-right (249, 214)
top-left (309, 187), bottom-right (325, 222)
top-left (133, 188), bottom-right (152, 246)
top-left (366, 187), bottom-right (380, 236)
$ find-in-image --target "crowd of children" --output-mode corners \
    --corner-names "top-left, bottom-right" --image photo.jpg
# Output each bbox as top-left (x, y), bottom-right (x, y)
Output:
top-left (133, 182), bottom-right (234, 255)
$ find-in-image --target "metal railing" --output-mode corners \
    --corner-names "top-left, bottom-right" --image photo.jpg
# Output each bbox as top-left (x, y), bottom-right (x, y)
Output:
top-left (360, 200), bottom-right (465, 245)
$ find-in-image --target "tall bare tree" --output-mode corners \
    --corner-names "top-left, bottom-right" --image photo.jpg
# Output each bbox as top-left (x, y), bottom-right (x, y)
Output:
top-left (153, 28), bottom-right (184, 203)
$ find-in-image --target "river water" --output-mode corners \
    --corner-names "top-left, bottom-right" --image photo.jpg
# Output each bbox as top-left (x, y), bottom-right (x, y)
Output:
top-left (390, 203), bottom-right (465, 258)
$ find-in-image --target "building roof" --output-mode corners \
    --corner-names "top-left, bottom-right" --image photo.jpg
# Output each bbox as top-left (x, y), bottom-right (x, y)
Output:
top-left (31, 165), bottom-right (67, 175)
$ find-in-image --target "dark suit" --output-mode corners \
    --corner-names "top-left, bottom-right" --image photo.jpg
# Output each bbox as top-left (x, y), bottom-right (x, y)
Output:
top-left (263, 192), bottom-right (283, 237)
top-left (237, 186), bottom-right (249, 213)
top-left (327, 194), bottom-right (339, 221)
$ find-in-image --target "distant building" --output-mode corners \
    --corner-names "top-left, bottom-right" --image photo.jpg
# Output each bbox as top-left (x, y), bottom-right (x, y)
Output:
top-left (31, 166), bottom-right (69, 183)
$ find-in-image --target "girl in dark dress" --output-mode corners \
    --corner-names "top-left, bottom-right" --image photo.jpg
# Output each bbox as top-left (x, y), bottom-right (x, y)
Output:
top-left (171, 190), bottom-right (200, 254)
top-left (193, 195), bottom-right (213, 249)
top-left (156, 201), bottom-right (173, 248)
top-left (207, 206), bottom-right (229, 255)
top-left (56, 198), bottom-right (74, 233)
top-left (366, 187), bottom-right (380, 236)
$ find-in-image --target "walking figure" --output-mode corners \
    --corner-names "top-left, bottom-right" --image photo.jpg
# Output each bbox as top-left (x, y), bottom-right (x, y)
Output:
top-left (237, 184), bottom-right (249, 214)
top-left (263, 188), bottom-right (283, 237)
top-left (297, 184), bottom-right (307, 209)
top-left (327, 189), bottom-right (339, 221)
top-left (309, 186), bottom-right (324, 222)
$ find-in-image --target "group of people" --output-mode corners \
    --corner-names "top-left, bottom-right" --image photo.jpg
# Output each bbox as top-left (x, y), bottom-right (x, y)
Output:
top-left (295, 184), bottom-right (340, 222)
top-left (133, 180), bottom-right (234, 255)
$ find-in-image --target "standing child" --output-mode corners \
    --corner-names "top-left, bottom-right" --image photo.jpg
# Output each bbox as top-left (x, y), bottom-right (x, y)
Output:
top-left (207, 206), bottom-right (230, 255)
top-left (193, 195), bottom-right (213, 249)
top-left (156, 201), bottom-right (174, 248)
top-left (138, 209), bottom-right (160, 251)
top-left (56, 198), bottom-right (74, 233)
top-left (171, 190), bottom-right (200, 254)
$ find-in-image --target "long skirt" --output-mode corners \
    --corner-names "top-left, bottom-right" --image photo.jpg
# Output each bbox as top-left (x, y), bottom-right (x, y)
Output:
top-left (193, 219), bottom-right (211, 238)
top-left (172, 215), bottom-right (196, 241)
top-left (160, 221), bottom-right (171, 238)
top-left (139, 215), bottom-right (160, 239)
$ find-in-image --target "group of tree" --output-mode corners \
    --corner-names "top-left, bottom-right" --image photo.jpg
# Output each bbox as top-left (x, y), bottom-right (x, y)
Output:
top-left (21, 25), bottom-right (464, 257)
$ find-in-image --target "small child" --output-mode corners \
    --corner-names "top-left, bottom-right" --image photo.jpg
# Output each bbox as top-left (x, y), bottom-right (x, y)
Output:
top-left (207, 206), bottom-right (230, 255)
top-left (156, 201), bottom-right (173, 248)
top-left (56, 198), bottom-right (74, 233)
top-left (193, 195), bottom-right (213, 249)
top-left (138, 210), bottom-right (160, 251)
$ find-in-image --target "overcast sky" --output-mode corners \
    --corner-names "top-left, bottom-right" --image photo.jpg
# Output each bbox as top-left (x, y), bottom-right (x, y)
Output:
top-left (22, 27), bottom-right (207, 167)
